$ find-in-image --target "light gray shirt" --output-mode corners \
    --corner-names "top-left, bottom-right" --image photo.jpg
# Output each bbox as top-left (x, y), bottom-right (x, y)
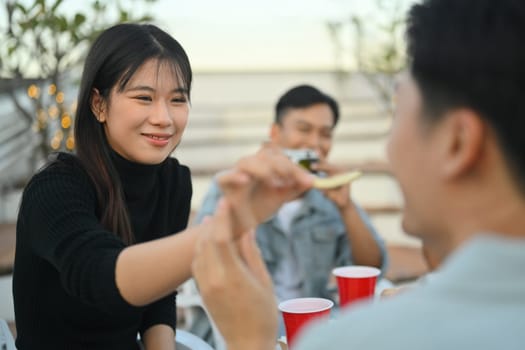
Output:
top-left (296, 234), bottom-right (525, 350)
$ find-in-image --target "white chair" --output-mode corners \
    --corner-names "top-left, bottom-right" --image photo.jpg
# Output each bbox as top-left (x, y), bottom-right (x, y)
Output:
top-left (177, 278), bottom-right (226, 350)
top-left (0, 319), bottom-right (16, 350)
top-left (0, 274), bottom-right (15, 322)
top-left (375, 278), bottom-right (395, 298)
top-left (177, 278), bottom-right (204, 329)
top-left (137, 328), bottom-right (213, 350)
top-left (176, 328), bottom-right (214, 350)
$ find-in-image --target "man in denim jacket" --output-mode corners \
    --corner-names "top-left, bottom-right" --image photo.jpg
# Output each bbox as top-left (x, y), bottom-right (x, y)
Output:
top-left (194, 85), bottom-right (387, 305)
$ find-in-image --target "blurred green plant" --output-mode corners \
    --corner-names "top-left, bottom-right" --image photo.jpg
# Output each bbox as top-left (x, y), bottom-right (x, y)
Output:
top-left (0, 0), bottom-right (157, 169)
top-left (326, 0), bottom-right (408, 113)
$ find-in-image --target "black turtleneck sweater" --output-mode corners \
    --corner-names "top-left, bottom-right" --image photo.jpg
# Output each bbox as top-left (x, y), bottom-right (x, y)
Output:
top-left (13, 151), bottom-right (192, 350)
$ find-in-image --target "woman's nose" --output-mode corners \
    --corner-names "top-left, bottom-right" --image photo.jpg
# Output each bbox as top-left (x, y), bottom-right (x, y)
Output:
top-left (150, 102), bottom-right (172, 126)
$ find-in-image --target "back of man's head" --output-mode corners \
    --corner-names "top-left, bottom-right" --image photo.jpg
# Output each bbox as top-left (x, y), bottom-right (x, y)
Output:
top-left (274, 85), bottom-right (339, 126)
top-left (406, 0), bottom-right (525, 195)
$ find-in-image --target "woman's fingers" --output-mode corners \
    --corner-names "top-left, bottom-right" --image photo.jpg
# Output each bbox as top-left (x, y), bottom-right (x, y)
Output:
top-left (192, 222), bottom-right (223, 294)
top-left (238, 231), bottom-right (273, 288)
top-left (216, 150), bottom-right (314, 234)
top-left (221, 148), bottom-right (313, 191)
top-left (193, 200), bottom-right (235, 280)
top-left (192, 197), bottom-right (279, 349)
top-left (211, 199), bottom-right (244, 271)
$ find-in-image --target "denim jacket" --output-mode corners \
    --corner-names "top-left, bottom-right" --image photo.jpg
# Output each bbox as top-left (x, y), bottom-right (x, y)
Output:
top-left (194, 178), bottom-right (388, 300)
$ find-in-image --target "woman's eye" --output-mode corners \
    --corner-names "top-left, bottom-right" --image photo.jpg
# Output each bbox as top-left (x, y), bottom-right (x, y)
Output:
top-left (172, 96), bottom-right (187, 103)
top-left (135, 96), bottom-right (152, 102)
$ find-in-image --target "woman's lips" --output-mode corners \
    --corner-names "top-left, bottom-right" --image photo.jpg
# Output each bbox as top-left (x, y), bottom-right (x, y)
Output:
top-left (142, 133), bottom-right (172, 146)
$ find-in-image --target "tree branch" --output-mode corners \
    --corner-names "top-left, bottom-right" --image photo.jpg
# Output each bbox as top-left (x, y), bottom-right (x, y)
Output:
top-left (8, 87), bottom-right (34, 125)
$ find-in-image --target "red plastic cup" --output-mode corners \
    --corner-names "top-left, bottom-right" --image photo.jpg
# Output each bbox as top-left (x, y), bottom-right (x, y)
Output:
top-left (333, 266), bottom-right (381, 308)
top-left (278, 297), bottom-right (333, 348)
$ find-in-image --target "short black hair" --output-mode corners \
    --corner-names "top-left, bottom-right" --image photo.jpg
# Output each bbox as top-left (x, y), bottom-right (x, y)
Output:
top-left (407, 0), bottom-right (525, 192)
top-left (274, 85), bottom-right (339, 126)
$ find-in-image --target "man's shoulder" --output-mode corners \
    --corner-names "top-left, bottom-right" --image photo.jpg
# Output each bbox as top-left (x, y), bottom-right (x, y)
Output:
top-left (295, 290), bottom-right (445, 349)
top-left (296, 280), bottom-right (525, 350)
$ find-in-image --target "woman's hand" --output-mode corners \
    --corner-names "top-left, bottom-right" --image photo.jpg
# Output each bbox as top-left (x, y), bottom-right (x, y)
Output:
top-left (192, 199), bottom-right (278, 350)
top-left (217, 144), bottom-right (313, 236)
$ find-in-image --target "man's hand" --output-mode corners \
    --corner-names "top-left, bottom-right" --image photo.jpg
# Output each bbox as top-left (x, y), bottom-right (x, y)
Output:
top-left (192, 199), bottom-right (278, 350)
top-left (217, 144), bottom-right (314, 236)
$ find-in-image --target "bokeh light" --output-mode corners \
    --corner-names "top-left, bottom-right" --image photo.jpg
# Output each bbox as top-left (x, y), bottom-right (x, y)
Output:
top-left (48, 105), bottom-right (59, 119)
top-left (66, 136), bottom-right (75, 150)
top-left (61, 114), bottom-right (72, 129)
top-left (27, 85), bottom-right (40, 99)
top-left (56, 92), bottom-right (65, 104)
top-left (48, 84), bottom-right (57, 95)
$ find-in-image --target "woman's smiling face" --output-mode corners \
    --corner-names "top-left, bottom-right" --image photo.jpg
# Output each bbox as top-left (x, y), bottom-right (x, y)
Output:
top-left (92, 58), bottom-right (190, 164)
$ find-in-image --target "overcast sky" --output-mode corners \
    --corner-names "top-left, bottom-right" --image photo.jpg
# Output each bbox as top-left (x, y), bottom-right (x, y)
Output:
top-left (3, 0), bottom-right (418, 71)
top-left (152, 0), bottom-right (417, 71)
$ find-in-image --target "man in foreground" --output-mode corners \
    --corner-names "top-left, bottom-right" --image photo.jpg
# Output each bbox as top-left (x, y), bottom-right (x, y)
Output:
top-left (192, 0), bottom-right (525, 349)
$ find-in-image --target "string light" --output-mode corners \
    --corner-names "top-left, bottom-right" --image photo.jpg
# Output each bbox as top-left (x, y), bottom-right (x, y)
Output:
top-left (48, 84), bottom-right (57, 95)
top-left (70, 101), bottom-right (77, 113)
top-left (27, 84), bottom-right (39, 99)
top-left (55, 130), bottom-right (64, 140)
top-left (56, 92), bottom-right (65, 104)
top-left (48, 105), bottom-right (59, 119)
top-left (50, 137), bottom-right (61, 150)
top-left (66, 136), bottom-right (75, 150)
top-left (31, 86), bottom-right (78, 151)
top-left (61, 114), bottom-right (72, 129)
top-left (37, 109), bottom-right (47, 123)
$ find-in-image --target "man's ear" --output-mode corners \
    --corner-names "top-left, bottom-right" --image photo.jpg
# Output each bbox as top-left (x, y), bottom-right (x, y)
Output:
top-left (441, 109), bottom-right (485, 179)
top-left (90, 88), bottom-right (107, 123)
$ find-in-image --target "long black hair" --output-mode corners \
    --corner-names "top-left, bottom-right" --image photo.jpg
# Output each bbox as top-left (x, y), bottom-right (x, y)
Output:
top-left (74, 23), bottom-right (192, 244)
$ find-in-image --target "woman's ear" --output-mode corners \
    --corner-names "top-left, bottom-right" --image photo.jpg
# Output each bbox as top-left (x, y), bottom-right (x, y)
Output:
top-left (90, 88), bottom-right (107, 123)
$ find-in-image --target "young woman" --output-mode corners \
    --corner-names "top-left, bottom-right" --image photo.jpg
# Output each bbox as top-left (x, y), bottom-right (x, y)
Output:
top-left (12, 23), bottom-right (313, 350)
